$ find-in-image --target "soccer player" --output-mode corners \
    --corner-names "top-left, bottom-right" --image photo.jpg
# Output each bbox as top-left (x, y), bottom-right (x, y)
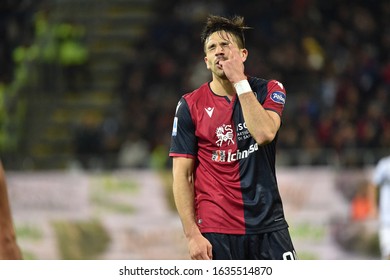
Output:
top-left (169, 15), bottom-right (296, 260)
top-left (370, 155), bottom-right (390, 259)
top-left (0, 161), bottom-right (22, 259)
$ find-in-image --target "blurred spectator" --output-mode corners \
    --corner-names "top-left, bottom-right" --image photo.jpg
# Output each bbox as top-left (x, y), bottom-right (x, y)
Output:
top-left (72, 112), bottom-right (103, 170)
top-left (0, 0), bottom-right (37, 84)
top-left (100, 115), bottom-right (122, 169)
top-left (351, 181), bottom-right (375, 222)
top-left (117, 131), bottom-right (150, 169)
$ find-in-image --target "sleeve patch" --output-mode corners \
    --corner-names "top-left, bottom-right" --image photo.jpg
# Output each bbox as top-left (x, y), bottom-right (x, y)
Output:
top-left (270, 91), bottom-right (286, 105)
top-left (171, 117), bottom-right (178, 136)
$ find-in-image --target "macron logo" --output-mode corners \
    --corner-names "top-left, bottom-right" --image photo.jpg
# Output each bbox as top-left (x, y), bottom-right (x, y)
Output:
top-left (205, 107), bottom-right (214, 118)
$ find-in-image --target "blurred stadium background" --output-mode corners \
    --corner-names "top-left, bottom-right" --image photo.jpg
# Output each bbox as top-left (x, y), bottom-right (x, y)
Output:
top-left (1, 0), bottom-right (389, 259)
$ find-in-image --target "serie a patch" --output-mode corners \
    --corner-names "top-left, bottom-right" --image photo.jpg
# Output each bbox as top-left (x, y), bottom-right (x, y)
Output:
top-left (172, 117), bottom-right (178, 136)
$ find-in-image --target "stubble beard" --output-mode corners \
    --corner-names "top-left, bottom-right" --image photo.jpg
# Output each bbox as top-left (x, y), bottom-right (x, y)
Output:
top-left (213, 67), bottom-right (228, 81)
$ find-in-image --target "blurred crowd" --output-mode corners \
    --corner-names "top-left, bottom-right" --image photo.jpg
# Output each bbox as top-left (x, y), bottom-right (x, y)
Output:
top-left (2, 0), bottom-right (390, 169)
top-left (118, 0), bottom-right (390, 168)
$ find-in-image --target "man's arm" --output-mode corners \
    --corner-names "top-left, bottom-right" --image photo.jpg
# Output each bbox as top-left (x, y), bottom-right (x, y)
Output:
top-left (220, 44), bottom-right (281, 145)
top-left (238, 94), bottom-right (281, 145)
top-left (172, 157), bottom-right (212, 260)
top-left (0, 162), bottom-right (22, 259)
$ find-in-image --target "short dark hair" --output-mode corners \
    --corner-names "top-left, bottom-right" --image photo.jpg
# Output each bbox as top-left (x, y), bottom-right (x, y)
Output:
top-left (201, 15), bottom-right (250, 50)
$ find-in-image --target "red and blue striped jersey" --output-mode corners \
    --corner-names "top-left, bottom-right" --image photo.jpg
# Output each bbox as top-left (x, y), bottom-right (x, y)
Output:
top-left (169, 77), bottom-right (289, 234)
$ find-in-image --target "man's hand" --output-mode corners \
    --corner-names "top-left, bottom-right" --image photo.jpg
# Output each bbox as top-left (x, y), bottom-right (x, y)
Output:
top-left (0, 236), bottom-right (22, 260)
top-left (219, 44), bottom-right (247, 84)
top-left (187, 234), bottom-right (213, 260)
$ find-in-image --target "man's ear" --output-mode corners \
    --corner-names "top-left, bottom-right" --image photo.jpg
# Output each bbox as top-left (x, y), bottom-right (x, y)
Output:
top-left (204, 56), bottom-right (210, 69)
top-left (241, 48), bottom-right (248, 62)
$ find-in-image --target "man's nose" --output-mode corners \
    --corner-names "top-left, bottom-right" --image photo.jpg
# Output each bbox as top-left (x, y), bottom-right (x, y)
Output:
top-left (216, 44), bottom-right (225, 54)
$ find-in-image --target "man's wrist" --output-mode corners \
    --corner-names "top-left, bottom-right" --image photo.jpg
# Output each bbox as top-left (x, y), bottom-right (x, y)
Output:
top-left (184, 223), bottom-right (202, 239)
top-left (233, 79), bottom-right (252, 96)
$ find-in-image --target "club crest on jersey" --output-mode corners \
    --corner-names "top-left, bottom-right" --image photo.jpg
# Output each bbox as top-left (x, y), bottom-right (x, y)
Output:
top-left (271, 91), bottom-right (286, 105)
top-left (215, 124), bottom-right (235, 147)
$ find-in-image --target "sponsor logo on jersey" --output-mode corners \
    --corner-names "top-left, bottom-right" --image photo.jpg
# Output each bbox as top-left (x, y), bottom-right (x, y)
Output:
top-left (236, 122), bottom-right (252, 141)
top-left (212, 150), bottom-right (226, 162)
top-left (271, 91), bottom-right (286, 105)
top-left (212, 143), bottom-right (259, 162)
top-left (215, 124), bottom-right (235, 147)
top-left (236, 122), bottom-right (247, 131)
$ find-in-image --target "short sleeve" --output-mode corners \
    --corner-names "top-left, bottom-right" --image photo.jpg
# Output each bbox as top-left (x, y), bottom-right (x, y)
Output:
top-left (169, 98), bottom-right (197, 158)
top-left (263, 79), bottom-right (286, 117)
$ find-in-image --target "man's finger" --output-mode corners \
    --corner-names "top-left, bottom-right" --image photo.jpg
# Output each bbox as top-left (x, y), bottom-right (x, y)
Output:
top-left (228, 43), bottom-right (241, 56)
top-left (207, 245), bottom-right (213, 260)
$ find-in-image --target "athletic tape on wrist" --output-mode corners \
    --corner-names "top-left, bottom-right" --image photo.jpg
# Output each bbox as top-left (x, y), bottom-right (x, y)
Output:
top-left (234, 80), bottom-right (252, 96)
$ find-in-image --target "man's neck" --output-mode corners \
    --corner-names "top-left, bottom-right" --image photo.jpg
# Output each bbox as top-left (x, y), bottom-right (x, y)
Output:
top-left (210, 77), bottom-right (235, 99)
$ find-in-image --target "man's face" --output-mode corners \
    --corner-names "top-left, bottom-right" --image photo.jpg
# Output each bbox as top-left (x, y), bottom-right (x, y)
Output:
top-left (204, 31), bottom-right (246, 79)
